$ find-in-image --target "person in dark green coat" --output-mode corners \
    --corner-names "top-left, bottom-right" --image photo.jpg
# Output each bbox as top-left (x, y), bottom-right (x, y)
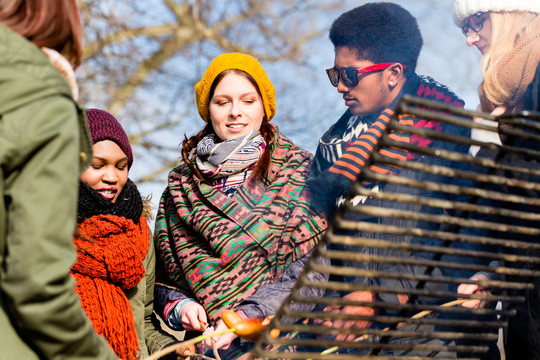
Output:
top-left (0, 1), bottom-right (117, 359)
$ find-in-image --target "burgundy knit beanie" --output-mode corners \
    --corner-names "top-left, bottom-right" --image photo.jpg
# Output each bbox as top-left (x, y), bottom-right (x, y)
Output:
top-left (86, 109), bottom-right (133, 169)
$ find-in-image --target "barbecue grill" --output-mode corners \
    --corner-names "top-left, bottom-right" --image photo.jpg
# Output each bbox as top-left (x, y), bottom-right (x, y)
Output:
top-left (250, 95), bottom-right (540, 360)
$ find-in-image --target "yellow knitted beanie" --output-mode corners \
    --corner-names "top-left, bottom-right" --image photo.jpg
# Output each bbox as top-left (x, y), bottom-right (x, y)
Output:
top-left (195, 53), bottom-right (276, 122)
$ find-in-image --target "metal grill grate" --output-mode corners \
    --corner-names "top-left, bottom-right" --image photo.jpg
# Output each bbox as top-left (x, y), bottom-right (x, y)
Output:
top-left (250, 95), bottom-right (540, 359)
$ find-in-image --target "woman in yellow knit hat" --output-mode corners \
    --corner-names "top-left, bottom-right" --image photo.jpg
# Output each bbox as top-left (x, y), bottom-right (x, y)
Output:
top-left (153, 53), bottom-right (328, 359)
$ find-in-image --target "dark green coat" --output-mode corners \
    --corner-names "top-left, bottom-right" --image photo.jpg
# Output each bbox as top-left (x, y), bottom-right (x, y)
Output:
top-left (128, 230), bottom-right (177, 358)
top-left (0, 25), bottom-right (116, 359)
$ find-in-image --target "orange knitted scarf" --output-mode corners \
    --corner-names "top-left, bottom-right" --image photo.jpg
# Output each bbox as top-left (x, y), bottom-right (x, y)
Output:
top-left (71, 214), bottom-right (149, 360)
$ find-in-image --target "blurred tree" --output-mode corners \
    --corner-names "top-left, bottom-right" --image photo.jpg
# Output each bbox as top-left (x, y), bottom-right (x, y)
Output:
top-left (77, 0), bottom-right (351, 185)
top-left (76, 0), bottom-right (481, 191)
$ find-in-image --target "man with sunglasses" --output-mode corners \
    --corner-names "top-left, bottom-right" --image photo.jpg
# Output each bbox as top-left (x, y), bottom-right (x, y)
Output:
top-left (304, 3), bottom-right (503, 358)
top-left (308, 2), bottom-right (466, 215)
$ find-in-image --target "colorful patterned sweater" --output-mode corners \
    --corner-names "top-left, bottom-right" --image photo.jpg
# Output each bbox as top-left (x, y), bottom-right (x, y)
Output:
top-left (154, 126), bottom-right (328, 325)
top-left (308, 73), bottom-right (465, 214)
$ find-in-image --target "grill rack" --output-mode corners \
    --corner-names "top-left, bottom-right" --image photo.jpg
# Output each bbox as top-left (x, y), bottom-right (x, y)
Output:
top-left (250, 95), bottom-right (540, 359)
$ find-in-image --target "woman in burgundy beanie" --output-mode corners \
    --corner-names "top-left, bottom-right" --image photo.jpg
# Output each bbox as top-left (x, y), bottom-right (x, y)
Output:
top-left (86, 108), bottom-right (134, 169)
top-left (72, 109), bottom-right (188, 359)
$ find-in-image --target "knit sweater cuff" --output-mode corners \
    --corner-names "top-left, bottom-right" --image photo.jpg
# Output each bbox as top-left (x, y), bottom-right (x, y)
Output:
top-left (166, 298), bottom-right (195, 330)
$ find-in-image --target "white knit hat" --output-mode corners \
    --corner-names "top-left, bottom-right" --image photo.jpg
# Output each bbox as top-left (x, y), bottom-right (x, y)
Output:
top-left (453, 0), bottom-right (540, 27)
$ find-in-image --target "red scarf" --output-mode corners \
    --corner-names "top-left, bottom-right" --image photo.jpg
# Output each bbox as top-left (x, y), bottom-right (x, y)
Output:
top-left (71, 214), bottom-right (149, 360)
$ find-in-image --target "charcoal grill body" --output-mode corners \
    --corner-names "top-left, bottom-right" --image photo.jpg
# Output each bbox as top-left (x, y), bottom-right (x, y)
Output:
top-left (251, 96), bottom-right (540, 360)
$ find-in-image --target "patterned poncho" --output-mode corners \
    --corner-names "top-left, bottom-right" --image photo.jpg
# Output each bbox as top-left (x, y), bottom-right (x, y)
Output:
top-left (154, 126), bottom-right (327, 325)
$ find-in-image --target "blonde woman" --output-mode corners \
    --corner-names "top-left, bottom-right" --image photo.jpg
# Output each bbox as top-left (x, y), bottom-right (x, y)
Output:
top-left (454, 1), bottom-right (540, 358)
top-left (453, 0), bottom-right (540, 113)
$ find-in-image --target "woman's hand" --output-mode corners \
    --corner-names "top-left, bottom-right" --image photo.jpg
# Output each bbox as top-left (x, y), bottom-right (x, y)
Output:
top-left (457, 273), bottom-right (491, 309)
top-left (179, 302), bottom-right (208, 332)
top-left (470, 104), bottom-right (506, 156)
top-left (202, 320), bottom-right (237, 350)
top-left (491, 106), bottom-right (507, 116)
top-left (473, 104), bottom-right (506, 115)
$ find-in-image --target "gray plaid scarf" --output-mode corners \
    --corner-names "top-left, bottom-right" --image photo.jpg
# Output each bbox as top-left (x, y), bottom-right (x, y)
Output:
top-left (195, 130), bottom-right (265, 196)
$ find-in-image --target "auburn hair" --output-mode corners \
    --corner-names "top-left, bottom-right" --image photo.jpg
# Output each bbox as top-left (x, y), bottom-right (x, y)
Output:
top-left (0, 0), bottom-right (83, 68)
top-left (182, 69), bottom-right (275, 183)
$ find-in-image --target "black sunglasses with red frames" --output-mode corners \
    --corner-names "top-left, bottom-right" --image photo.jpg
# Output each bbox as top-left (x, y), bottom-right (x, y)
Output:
top-left (326, 62), bottom-right (407, 88)
top-left (461, 12), bottom-right (487, 36)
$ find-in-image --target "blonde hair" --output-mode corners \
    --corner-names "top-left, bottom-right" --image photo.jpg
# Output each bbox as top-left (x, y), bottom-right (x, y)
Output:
top-left (481, 11), bottom-right (539, 106)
